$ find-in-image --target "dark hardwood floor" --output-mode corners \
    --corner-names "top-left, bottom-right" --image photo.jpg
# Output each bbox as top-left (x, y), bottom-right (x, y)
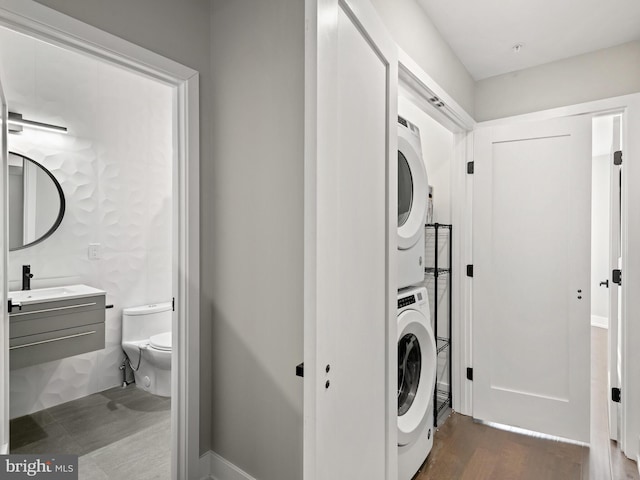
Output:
top-left (416, 327), bottom-right (639, 480)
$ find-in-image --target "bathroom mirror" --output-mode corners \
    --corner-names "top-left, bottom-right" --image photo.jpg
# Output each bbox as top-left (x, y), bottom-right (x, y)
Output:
top-left (8, 152), bottom-right (65, 250)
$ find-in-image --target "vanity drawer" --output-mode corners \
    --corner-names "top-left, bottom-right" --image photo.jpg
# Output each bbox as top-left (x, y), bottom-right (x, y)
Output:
top-left (10, 294), bottom-right (105, 338)
top-left (10, 322), bottom-right (106, 370)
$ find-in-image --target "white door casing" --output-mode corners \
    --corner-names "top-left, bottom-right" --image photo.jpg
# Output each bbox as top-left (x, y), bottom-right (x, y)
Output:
top-left (473, 115), bottom-right (592, 443)
top-left (304, 0), bottom-right (397, 478)
top-left (0, 1), bottom-right (201, 475)
top-left (608, 115), bottom-right (622, 441)
top-left (0, 68), bottom-right (8, 455)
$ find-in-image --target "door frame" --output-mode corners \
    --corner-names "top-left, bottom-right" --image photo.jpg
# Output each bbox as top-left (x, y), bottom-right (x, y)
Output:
top-left (396, 48), bottom-right (475, 418)
top-left (470, 93), bottom-right (640, 463)
top-left (0, 1), bottom-right (200, 478)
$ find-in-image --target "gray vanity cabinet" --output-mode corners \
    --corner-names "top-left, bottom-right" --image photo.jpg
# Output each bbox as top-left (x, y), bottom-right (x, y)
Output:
top-left (9, 294), bottom-right (106, 369)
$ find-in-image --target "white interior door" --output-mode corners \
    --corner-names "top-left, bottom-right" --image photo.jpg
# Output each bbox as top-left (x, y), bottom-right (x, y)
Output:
top-left (0, 73), bottom-right (9, 454)
top-left (608, 115), bottom-right (622, 441)
top-left (304, 0), bottom-right (397, 478)
top-left (473, 116), bottom-right (592, 443)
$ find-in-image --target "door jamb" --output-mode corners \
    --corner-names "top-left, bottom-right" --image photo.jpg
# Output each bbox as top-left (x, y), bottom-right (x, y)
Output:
top-left (397, 48), bottom-right (475, 417)
top-left (0, 2), bottom-right (201, 478)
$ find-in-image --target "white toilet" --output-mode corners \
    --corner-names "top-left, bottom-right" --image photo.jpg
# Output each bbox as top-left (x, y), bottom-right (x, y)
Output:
top-left (121, 302), bottom-right (172, 397)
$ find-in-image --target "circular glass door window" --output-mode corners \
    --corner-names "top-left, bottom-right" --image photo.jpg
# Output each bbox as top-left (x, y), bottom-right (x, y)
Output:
top-left (398, 333), bottom-right (421, 416)
top-left (398, 151), bottom-right (414, 227)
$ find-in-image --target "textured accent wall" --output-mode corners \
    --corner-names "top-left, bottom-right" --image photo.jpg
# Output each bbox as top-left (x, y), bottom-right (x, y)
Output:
top-left (0, 27), bottom-right (173, 419)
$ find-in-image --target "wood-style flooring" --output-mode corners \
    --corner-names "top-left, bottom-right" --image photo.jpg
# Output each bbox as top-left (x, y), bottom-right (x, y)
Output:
top-left (416, 327), bottom-right (639, 480)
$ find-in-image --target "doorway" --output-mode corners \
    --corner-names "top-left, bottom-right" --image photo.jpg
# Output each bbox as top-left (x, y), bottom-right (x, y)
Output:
top-left (0, 3), bottom-right (200, 478)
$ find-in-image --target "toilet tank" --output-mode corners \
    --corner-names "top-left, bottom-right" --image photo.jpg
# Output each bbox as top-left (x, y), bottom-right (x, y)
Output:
top-left (122, 302), bottom-right (172, 342)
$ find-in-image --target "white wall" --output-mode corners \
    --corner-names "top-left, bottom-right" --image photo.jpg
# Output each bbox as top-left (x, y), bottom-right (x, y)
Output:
top-left (475, 41), bottom-right (640, 121)
top-left (0, 28), bottom-right (172, 418)
top-left (371, 0), bottom-right (475, 117)
top-left (591, 154), bottom-right (610, 327)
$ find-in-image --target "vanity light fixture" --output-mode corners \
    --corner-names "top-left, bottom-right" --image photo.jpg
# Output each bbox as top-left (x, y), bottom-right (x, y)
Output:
top-left (8, 112), bottom-right (67, 134)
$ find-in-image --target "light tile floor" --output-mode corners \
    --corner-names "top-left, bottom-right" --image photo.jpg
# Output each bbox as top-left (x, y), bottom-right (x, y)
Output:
top-left (10, 385), bottom-right (171, 480)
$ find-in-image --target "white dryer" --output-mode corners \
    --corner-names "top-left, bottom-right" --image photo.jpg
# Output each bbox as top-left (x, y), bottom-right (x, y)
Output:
top-left (398, 115), bottom-right (429, 289)
top-left (397, 286), bottom-right (437, 480)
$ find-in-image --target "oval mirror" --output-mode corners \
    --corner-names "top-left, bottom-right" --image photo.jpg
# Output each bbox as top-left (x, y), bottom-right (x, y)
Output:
top-left (8, 152), bottom-right (65, 251)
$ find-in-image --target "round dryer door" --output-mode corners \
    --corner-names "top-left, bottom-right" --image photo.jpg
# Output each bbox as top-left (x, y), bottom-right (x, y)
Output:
top-left (397, 309), bottom-right (437, 446)
top-left (397, 134), bottom-right (428, 251)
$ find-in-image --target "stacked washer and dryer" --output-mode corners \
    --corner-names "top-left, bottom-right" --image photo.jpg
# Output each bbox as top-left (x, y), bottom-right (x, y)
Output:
top-left (397, 115), bottom-right (437, 480)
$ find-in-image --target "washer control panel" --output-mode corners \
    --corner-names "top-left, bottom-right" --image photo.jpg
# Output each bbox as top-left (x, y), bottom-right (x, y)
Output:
top-left (397, 294), bottom-right (416, 309)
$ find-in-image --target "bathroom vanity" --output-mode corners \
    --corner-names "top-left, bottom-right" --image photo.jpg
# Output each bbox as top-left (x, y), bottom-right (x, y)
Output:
top-left (8, 285), bottom-right (106, 369)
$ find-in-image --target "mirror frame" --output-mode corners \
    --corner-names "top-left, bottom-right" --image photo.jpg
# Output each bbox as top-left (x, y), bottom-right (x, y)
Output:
top-left (9, 151), bottom-right (66, 251)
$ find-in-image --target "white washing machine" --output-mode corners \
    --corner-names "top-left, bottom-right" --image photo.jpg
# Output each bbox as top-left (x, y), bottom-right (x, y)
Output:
top-left (397, 286), bottom-right (437, 480)
top-left (398, 115), bottom-right (429, 290)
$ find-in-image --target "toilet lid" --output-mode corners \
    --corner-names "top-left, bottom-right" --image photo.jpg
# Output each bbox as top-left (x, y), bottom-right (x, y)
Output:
top-left (149, 332), bottom-right (172, 351)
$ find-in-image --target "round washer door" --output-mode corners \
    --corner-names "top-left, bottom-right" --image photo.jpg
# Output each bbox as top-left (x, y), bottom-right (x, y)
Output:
top-left (397, 134), bottom-right (428, 251)
top-left (397, 308), bottom-right (437, 446)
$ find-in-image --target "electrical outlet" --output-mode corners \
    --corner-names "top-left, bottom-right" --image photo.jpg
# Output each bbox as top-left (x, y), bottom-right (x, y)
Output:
top-left (88, 243), bottom-right (102, 260)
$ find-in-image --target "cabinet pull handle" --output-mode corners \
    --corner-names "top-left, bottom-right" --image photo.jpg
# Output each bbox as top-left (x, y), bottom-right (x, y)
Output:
top-left (10, 330), bottom-right (96, 350)
top-left (9, 302), bottom-right (97, 317)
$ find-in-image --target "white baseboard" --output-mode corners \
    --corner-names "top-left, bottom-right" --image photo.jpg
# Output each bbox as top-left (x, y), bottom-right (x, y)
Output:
top-left (200, 451), bottom-right (213, 480)
top-left (200, 450), bottom-right (256, 480)
top-left (591, 315), bottom-right (608, 329)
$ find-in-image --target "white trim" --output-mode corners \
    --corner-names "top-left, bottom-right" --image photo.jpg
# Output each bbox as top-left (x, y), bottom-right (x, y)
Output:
top-left (199, 451), bottom-right (256, 480)
top-left (397, 48), bottom-right (475, 133)
top-left (395, 48), bottom-right (475, 417)
top-left (591, 315), bottom-right (609, 329)
top-left (475, 93), bottom-right (640, 128)
top-left (0, 2), bottom-right (201, 478)
top-left (199, 451), bottom-right (213, 480)
top-left (451, 130), bottom-right (474, 416)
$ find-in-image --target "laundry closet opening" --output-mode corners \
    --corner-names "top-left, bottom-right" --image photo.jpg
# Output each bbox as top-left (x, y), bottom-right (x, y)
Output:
top-left (396, 88), bottom-right (458, 480)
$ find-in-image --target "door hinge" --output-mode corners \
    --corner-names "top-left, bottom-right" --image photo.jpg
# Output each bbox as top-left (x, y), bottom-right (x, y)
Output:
top-left (296, 362), bottom-right (304, 378)
top-left (172, 297), bottom-right (175, 311)
top-left (614, 150), bottom-right (623, 166)
top-left (467, 161), bottom-right (474, 174)
top-left (466, 265), bottom-right (473, 277)
top-left (612, 269), bottom-right (622, 286)
top-left (612, 387), bottom-right (621, 403)
top-left (466, 367), bottom-right (473, 381)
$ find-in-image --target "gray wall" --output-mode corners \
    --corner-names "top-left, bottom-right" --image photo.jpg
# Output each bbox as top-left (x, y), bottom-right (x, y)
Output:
top-left (371, 0), bottom-right (476, 117)
top-left (476, 41), bottom-right (640, 121)
top-left (33, 0), bottom-right (214, 454)
top-left (209, 1), bottom-right (304, 479)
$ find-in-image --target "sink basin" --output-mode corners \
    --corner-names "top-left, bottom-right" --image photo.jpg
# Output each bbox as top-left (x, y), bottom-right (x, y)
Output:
top-left (9, 284), bottom-right (106, 306)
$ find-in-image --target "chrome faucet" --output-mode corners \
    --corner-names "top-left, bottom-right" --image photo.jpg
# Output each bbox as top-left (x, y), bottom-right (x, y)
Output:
top-left (22, 265), bottom-right (33, 291)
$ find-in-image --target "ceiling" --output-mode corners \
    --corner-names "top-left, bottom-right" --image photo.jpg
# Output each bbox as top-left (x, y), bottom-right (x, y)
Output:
top-left (417, 0), bottom-right (640, 80)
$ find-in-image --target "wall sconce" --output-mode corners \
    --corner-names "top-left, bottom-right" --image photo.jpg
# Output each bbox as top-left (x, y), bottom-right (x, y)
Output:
top-left (8, 112), bottom-right (67, 134)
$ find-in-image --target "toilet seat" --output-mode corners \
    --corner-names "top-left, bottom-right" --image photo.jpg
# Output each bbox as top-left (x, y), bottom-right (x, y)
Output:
top-left (149, 332), bottom-right (172, 351)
